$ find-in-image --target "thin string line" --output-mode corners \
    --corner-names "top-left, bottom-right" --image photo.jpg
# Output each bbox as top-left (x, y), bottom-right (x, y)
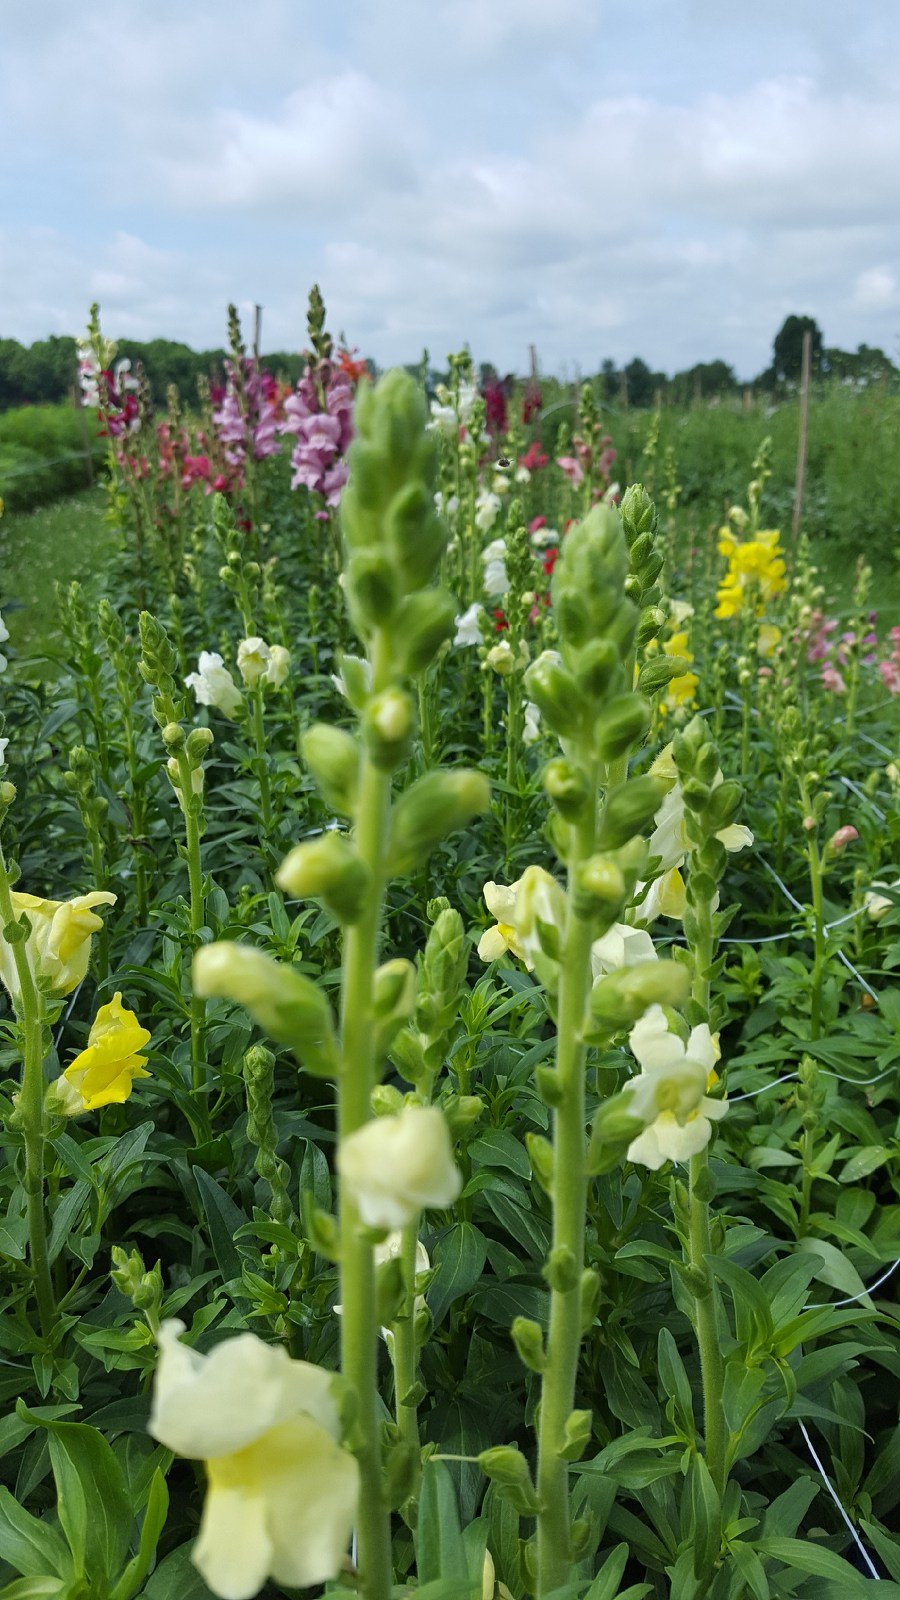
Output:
top-left (797, 1422), bottom-right (882, 1580)
top-left (839, 774), bottom-right (887, 822)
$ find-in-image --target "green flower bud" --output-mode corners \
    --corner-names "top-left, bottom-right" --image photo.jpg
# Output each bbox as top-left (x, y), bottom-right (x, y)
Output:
top-left (586, 1089), bottom-right (645, 1173)
top-left (162, 722), bottom-right (184, 749)
top-left (302, 724), bottom-right (360, 818)
top-left (595, 693), bottom-right (650, 763)
top-left (388, 769), bottom-right (490, 874)
top-left (559, 1410), bottom-right (593, 1463)
top-left (620, 483), bottom-right (658, 547)
top-left (375, 1254), bottom-right (405, 1326)
top-left (442, 1093), bottom-right (485, 1137)
top-left (276, 833), bottom-right (370, 922)
top-left (524, 652), bottom-right (587, 740)
top-left (511, 1317), bottom-right (547, 1373)
top-left (0, 781), bottom-right (16, 807)
top-left (346, 550), bottom-right (400, 629)
top-left (570, 637), bottom-right (622, 700)
top-left (364, 689), bottom-right (415, 771)
top-left (371, 1082), bottom-right (405, 1116)
top-left (543, 758), bottom-right (591, 822)
top-left (544, 1245), bottom-right (579, 1293)
top-left (589, 958), bottom-right (690, 1031)
top-left (194, 943), bottom-right (340, 1078)
top-left (334, 654), bottom-right (373, 710)
top-left (525, 1132), bottom-right (554, 1195)
top-left (477, 1448), bottom-right (540, 1514)
top-left (572, 854), bottom-right (627, 923)
top-left (387, 480), bottom-right (447, 590)
top-left (373, 958), bottom-right (417, 1056)
top-left (185, 726), bottom-right (214, 763)
top-left (597, 776), bottom-right (665, 850)
top-left (703, 779), bottom-right (743, 832)
top-left (535, 1066), bottom-right (564, 1106)
top-left (580, 1269), bottom-right (601, 1332)
top-left (394, 588), bottom-right (458, 675)
top-left (637, 654), bottom-right (691, 696)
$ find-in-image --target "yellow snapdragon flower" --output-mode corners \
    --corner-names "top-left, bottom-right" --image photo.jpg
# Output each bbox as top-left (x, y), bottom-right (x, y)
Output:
top-left (0, 889), bottom-right (116, 1000)
top-left (62, 992), bottom-right (151, 1111)
top-left (661, 627), bottom-right (699, 716)
top-left (715, 529), bottom-right (786, 619)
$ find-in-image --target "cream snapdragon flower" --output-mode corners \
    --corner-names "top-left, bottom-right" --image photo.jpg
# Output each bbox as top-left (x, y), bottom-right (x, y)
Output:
top-left (0, 889), bottom-right (116, 1000)
top-left (482, 537), bottom-right (508, 595)
top-left (476, 868), bottom-right (565, 984)
top-left (634, 744), bottom-right (753, 923)
top-left (337, 1104), bottom-right (462, 1228)
top-left (625, 1006), bottom-right (728, 1169)
top-left (590, 922), bottom-right (657, 977)
top-left (454, 603), bottom-right (484, 648)
top-left (236, 637), bottom-right (271, 687)
top-left (149, 1322), bottom-right (358, 1600)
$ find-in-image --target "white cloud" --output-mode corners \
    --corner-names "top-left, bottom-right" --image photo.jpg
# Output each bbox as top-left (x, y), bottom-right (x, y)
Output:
top-left (854, 266), bottom-right (897, 310)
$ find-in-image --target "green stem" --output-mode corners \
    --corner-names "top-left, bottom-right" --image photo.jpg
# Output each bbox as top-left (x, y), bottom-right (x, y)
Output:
top-left (391, 1224), bottom-right (421, 1450)
top-left (535, 805), bottom-right (596, 1597)
top-left (0, 851), bottom-right (57, 1339)
top-left (688, 1151), bottom-right (726, 1494)
top-left (338, 680), bottom-right (394, 1600)
top-left (799, 1124), bottom-right (814, 1236)
top-left (251, 689), bottom-right (273, 832)
top-left (176, 752), bottom-right (207, 1093)
top-left (805, 816), bottom-right (826, 1041)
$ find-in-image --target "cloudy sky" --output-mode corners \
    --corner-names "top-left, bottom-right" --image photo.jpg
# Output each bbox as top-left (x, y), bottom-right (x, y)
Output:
top-left (2, 0), bottom-right (898, 377)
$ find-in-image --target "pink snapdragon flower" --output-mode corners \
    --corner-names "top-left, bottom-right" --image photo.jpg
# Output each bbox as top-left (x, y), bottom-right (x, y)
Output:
top-left (280, 364), bottom-right (354, 505)
top-left (821, 662), bottom-right (846, 694)
top-left (212, 360), bottom-right (282, 468)
top-left (556, 455), bottom-right (584, 487)
top-left (828, 825), bottom-right (859, 854)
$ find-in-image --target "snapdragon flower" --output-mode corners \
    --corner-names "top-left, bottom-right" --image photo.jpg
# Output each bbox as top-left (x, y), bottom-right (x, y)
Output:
top-left (337, 1104), bottom-right (462, 1228)
top-left (237, 637), bottom-right (271, 687)
top-left (0, 888), bottom-right (116, 1001)
top-left (625, 1006), bottom-right (728, 1169)
top-left (280, 365), bottom-right (353, 504)
top-left (186, 652), bottom-right (244, 718)
top-left (482, 538), bottom-right (508, 596)
top-left (475, 492), bottom-right (502, 533)
top-left (522, 701), bottom-right (541, 744)
top-left (0, 610), bottom-right (8, 673)
top-left (53, 992), bottom-right (150, 1113)
top-left (634, 744), bottom-right (752, 922)
top-left (454, 603), bottom-right (484, 647)
top-left (149, 1322), bottom-right (358, 1600)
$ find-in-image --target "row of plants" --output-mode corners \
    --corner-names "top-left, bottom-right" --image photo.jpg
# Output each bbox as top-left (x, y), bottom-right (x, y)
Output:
top-left (0, 292), bottom-right (897, 1600)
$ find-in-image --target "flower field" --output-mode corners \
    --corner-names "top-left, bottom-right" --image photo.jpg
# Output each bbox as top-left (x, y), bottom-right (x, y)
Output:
top-left (0, 292), bottom-right (898, 1600)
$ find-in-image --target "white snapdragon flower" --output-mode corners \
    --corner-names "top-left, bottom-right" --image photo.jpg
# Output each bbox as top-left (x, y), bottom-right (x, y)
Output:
top-left (237, 637), bottom-right (271, 687)
top-left (264, 644), bottom-right (291, 688)
top-left (0, 611), bottom-right (9, 673)
top-left (624, 1007), bottom-right (728, 1169)
top-left (335, 1235), bottom-right (431, 1333)
top-left (668, 599), bottom-right (695, 626)
top-left (149, 1322), bottom-right (358, 1600)
top-left (338, 1104), bottom-right (462, 1228)
top-left (590, 923), bottom-right (657, 977)
top-left (530, 524), bottom-right (559, 550)
top-left (482, 538), bottom-right (508, 596)
top-left (522, 701), bottom-right (541, 745)
top-left (484, 640), bottom-right (515, 676)
top-left (0, 736), bottom-right (8, 765)
top-left (515, 466), bottom-right (531, 484)
top-left (476, 867), bottom-right (565, 989)
top-left (454, 603), bottom-right (484, 648)
top-left (864, 880), bottom-right (899, 921)
top-left (185, 652), bottom-right (243, 718)
top-left (476, 492), bottom-right (503, 534)
top-left (477, 878), bottom-right (526, 963)
top-left (492, 473), bottom-right (511, 496)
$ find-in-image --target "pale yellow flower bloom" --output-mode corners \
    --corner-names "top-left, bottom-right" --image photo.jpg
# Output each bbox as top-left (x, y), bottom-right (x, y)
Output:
top-left (338, 1104), bottom-right (462, 1229)
top-left (149, 1322), bottom-right (358, 1600)
top-left (0, 889), bottom-right (116, 1000)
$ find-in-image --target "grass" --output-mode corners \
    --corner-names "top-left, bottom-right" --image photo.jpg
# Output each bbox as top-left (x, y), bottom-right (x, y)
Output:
top-left (0, 487), bottom-right (116, 671)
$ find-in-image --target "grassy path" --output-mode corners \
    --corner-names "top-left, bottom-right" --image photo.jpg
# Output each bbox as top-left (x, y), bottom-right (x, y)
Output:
top-left (0, 487), bottom-right (114, 670)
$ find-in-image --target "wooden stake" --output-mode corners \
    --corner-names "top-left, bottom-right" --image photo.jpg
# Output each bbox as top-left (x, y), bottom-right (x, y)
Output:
top-left (792, 328), bottom-right (812, 542)
top-left (253, 303), bottom-right (263, 365)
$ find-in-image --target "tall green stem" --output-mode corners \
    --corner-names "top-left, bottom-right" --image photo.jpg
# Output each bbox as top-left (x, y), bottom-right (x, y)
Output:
top-left (176, 751), bottom-right (207, 1092)
top-left (807, 834), bottom-right (826, 1042)
top-left (338, 676), bottom-right (394, 1600)
top-left (687, 862), bottom-right (726, 1494)
top-left (0, 852), bottom-right (57, 1339)
top-left (250, 689), bottom-right (273, 832)
top-left (391, 1224), bottom-right (422, 1449)
top-left (535, 804), bottom-right (596, 1596)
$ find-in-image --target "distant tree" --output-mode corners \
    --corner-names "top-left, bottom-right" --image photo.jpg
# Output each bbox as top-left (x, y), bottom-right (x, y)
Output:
top-left (670, 360), bottom-right (738, 407)
top-left (822, 342), bottom-right (898, 389)
top-left (623, 357), bottom-right (662, 409)
top-left (771, 315), bottom-right (824, 386)
top-left (599, 358), bottom-right (619, 403)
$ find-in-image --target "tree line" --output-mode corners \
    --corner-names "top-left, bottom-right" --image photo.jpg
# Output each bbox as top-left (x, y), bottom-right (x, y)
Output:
top-left (1, 315), bottom-right (896, 412)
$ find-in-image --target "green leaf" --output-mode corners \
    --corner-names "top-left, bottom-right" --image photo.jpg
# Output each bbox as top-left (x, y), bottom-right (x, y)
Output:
top-left (839, 1146), bottom-right (892, 1183)
top-left (428, 1223), bottom-right (487, 1327)
top-left (417, 1459), bottom-right (471, 1590)
top-left (712, 1256), bottom-right (773, 1350)
top-left (656, 1329), bottom-right (694, 1434)
top-left (728, 1542), bottom-right (770, 1600)
top-left (469, 1129), bottom-right (531, 1179)
top-left (860, 1519), bottom-right (900, 1582)
top-left (796, 1237), bottom-right (871, 1303)
top-left (689, 1454), bottom-right (720, 1578)
top-left (754, 1534), bottom-right (871, 1590)
top-left (584, 1542), bottom-right (629, 1600)
top-left (109, 1468), bottom-right (169, 1600)
top-left (192, 1166), bottom-right (249, 1284)
top-left (0, 1486), bottom-right (71, 1580)
top-left (17, 1405), bottom-right (132, 1585)
top-left (143, 1543), bottom-right (217, 1598)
